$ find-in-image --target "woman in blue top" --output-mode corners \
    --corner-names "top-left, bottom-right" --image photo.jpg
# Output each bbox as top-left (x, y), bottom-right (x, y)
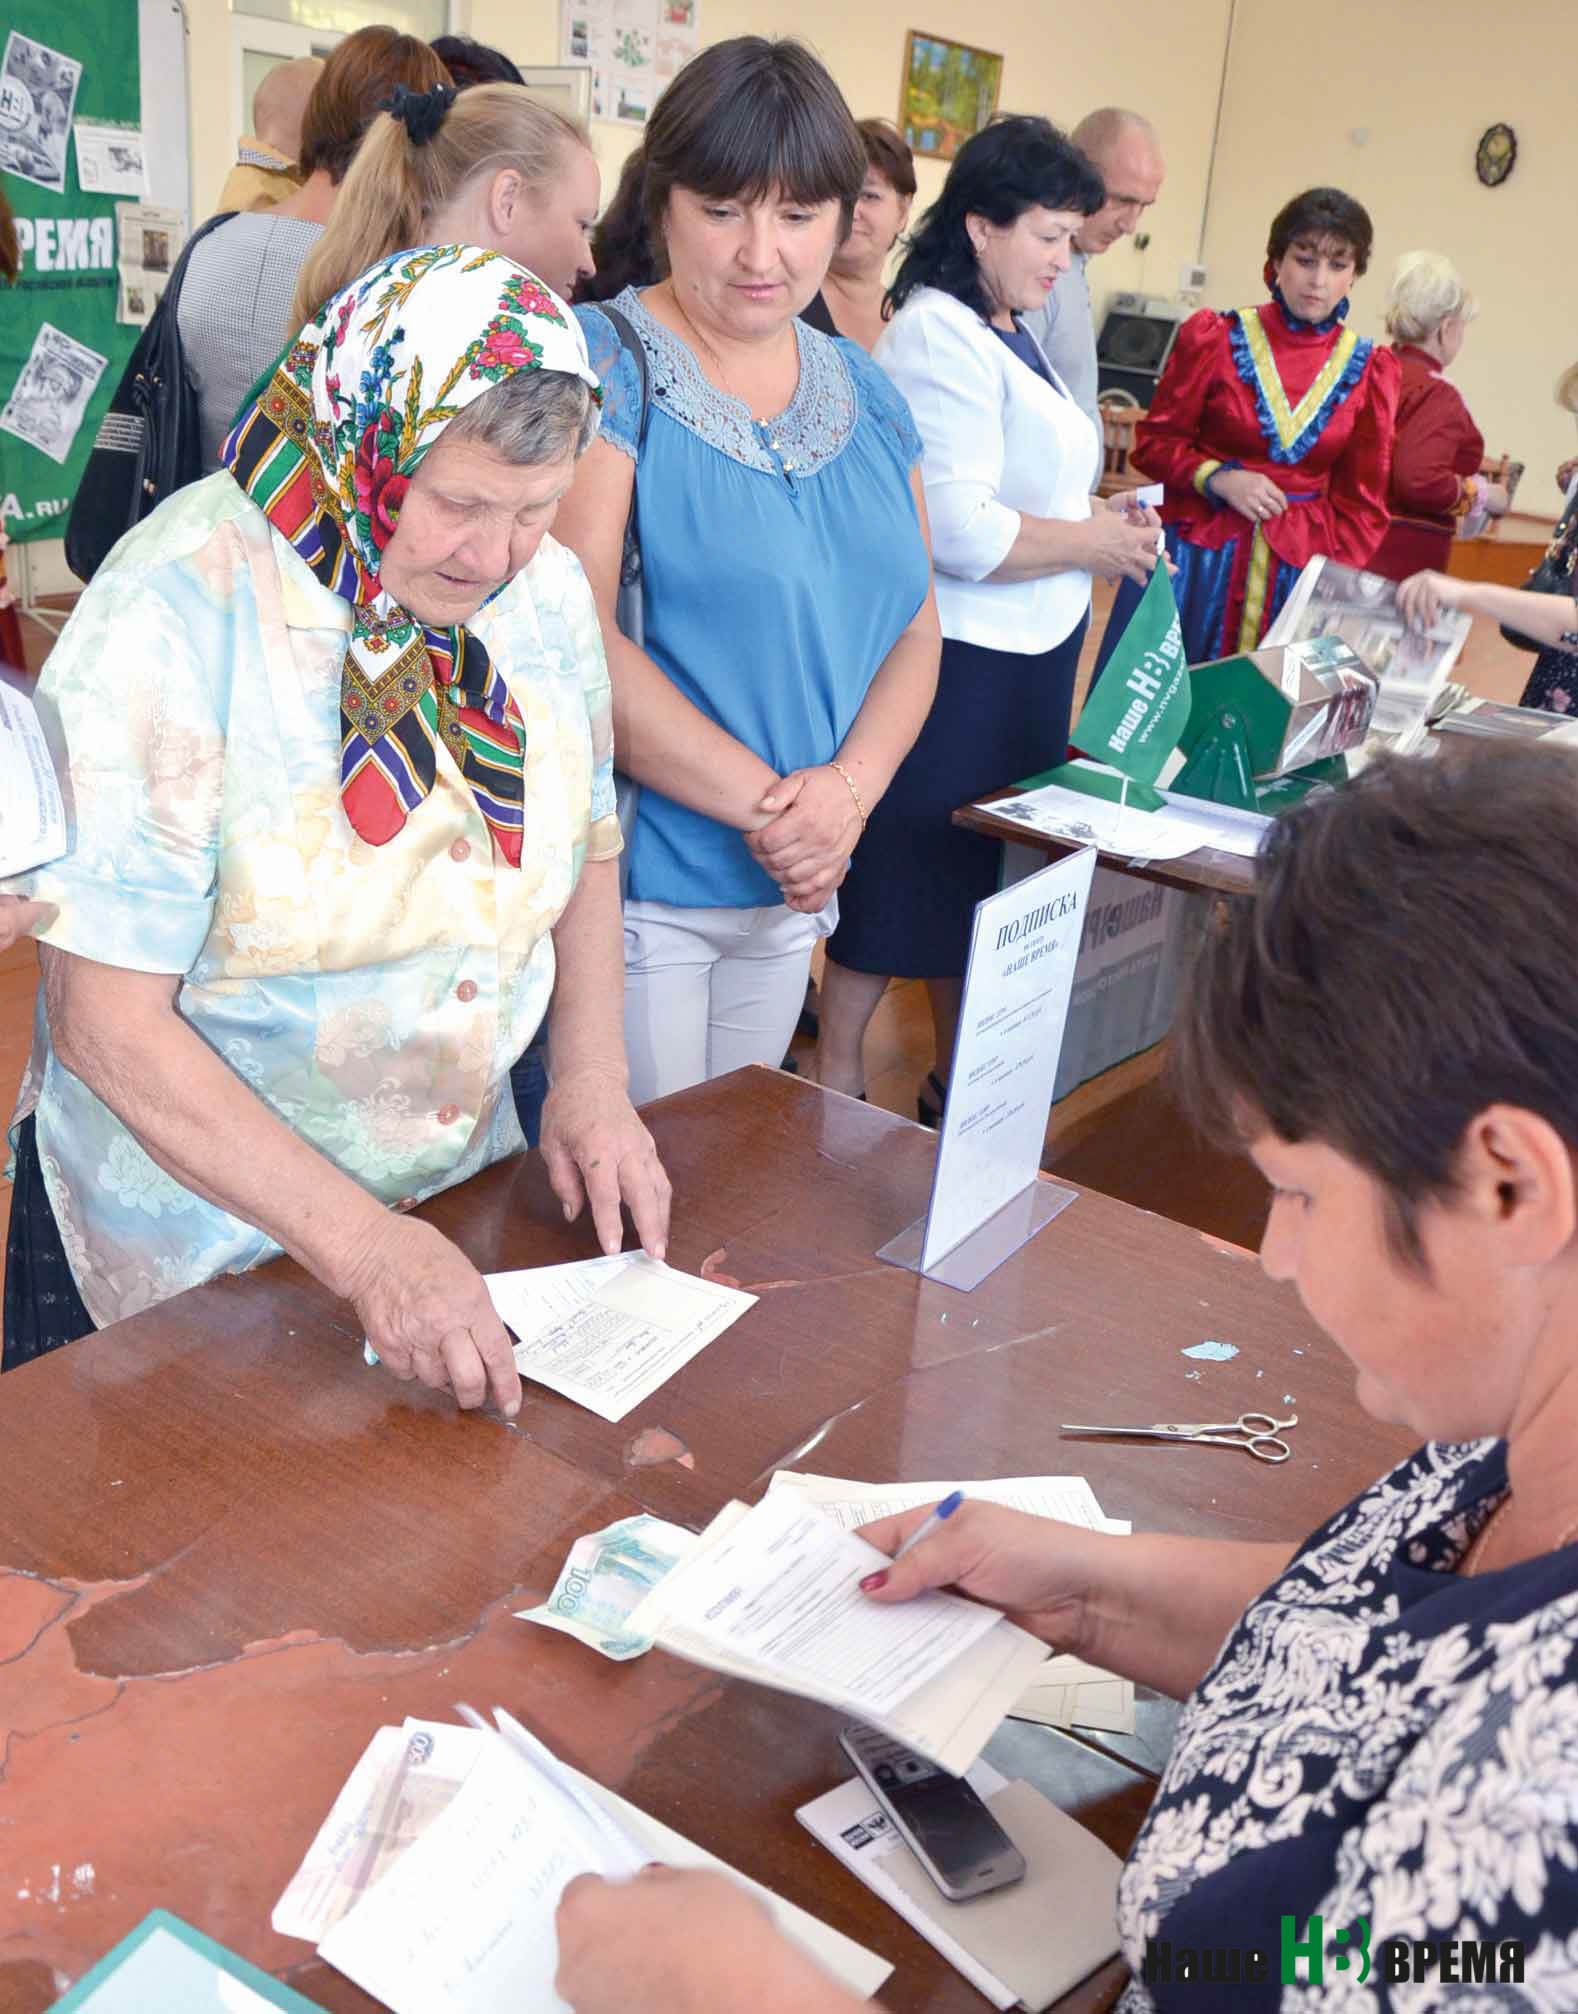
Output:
top-left (555, 37), bottom-right (940, 1104)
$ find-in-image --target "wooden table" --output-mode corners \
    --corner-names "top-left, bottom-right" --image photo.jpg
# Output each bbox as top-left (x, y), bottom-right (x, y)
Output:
top-left (0, 1069), bottom-right (1412, 2012)
top-left (955, 790), bottom-right (1256, 900)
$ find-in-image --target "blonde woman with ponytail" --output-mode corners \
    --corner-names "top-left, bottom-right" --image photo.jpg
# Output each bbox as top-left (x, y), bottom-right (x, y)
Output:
top-left (292, 83), bottom-right (601, 326)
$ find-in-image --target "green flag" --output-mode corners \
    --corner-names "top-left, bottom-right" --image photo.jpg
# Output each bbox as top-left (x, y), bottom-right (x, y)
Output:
top-left (1073, 563), bottom-right (1189, 788)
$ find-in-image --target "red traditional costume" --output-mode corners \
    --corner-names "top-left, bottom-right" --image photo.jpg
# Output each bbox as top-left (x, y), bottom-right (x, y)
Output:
top-left (1368, 344), bottom-right (1485, 580)
top-left (1127, 294), bottom-right (1399, 663)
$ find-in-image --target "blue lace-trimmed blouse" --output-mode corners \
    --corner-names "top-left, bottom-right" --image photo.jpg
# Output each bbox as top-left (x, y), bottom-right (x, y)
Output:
top-left (576, 288), bottom-right (929, 909)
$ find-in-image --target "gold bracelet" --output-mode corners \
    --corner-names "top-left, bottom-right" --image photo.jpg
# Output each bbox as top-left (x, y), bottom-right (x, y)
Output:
top-left (827, 759), bottom-right (867, 830)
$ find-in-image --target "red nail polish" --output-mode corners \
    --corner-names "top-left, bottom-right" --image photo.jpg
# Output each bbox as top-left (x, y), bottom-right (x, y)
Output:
top-left (860, 1570), bottom-right (888, 1592)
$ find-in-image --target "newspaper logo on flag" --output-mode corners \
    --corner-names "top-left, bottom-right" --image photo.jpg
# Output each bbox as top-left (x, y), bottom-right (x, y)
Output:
top-left (1074, 564), bottom-right (1189, 787)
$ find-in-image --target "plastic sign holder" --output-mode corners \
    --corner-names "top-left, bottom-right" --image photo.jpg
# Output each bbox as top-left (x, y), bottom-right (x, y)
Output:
top-left (878, 850), bottom-right (1095, 1292)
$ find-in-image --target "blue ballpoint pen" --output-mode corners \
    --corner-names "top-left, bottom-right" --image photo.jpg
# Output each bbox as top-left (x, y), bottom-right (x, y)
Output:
top-left (890, 1487), bottom-right (965, 1563)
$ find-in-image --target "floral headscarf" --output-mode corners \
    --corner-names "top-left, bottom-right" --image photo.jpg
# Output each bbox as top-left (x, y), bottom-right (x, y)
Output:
top-left (222, 245), bottom-right (602, 866)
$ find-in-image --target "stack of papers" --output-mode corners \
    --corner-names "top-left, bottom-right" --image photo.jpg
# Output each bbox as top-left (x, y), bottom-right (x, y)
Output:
top-left (1434, 694), bottom-right (1578, 746)
top-left (484, 1253), bottom-right (756, 1422)
top-left (984, 763), bottom-right (1270, 863)
top-left (766, 1473), bottom-right (1135, 1738)
top-left (625, 1492), bottom-right (1051, 1774)
top-left (1265, 555), bottom-right (1471, 739)
top-left (0, 678), bottom-right (66, 878)
top-left (274, 1709), bottom-right (891, 2011)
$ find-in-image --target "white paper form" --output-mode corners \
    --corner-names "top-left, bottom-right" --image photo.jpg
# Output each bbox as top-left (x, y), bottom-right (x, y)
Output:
top-left (637, 1493), bottom-right (1005, 1717)
top-left (0, 679), bottom-right (66, 878)
top-left (987, 780), bottom-right (1272, 864)
top-left (486, 1253), bottom-right (755, 1423)
top-left (767, 1474), bottom-right (1135, 1734)
top-left (302, 1716), bottom-right (892, 2011)
top-left (317, 1735), bottom-right (615, 2014)
top-left (987, 785), bottom-right (1203, 860)
top-left (767, 1471), bottom-right (1111, 1532)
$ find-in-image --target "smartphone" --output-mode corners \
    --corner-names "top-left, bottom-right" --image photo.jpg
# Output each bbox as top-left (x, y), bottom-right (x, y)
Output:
top-left (838, 1723), bottom-right (1026, 1901)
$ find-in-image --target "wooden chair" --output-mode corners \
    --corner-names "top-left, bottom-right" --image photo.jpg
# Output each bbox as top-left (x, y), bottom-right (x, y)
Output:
top-left (1096, 395), bottom-right (1144, 497)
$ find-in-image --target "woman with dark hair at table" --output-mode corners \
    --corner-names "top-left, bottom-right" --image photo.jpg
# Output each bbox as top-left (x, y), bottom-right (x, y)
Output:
top-left (812, 116), bottom-right (1161, 1115)
top-left (556, 738), bottom-right (1578, 2008)
top-left (557, 37), bottom-right (940, 1105)
top-left (1, 249), bottom-right (669, 1392)
top-left (1103, 185), bottom-right (1399, 673)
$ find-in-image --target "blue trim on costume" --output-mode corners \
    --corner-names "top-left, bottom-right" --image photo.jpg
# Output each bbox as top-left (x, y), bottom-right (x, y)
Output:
top-left (1227, 311), bottom-right (1375, 467)
top-left (1268, 282), bottom-right (1350, 333)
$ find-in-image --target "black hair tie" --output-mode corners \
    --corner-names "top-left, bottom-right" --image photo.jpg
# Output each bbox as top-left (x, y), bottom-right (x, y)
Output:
top-left (383, 82), bottom-right (456, 145)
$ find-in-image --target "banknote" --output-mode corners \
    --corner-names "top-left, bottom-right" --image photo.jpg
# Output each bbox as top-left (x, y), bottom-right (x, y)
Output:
top-left (518, 1513), bottom-right (695, 1660)
top-left (273, 1719), bottom-right (482, 1941)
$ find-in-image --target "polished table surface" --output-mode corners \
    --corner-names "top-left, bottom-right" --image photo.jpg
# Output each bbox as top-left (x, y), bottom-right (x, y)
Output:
top-left (0, 1069), bottom-right (1413, 2011)
top-left (954, 790), bottom-right (1256, 900)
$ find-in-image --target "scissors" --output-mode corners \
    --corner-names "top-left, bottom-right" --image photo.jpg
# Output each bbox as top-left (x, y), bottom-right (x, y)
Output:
top-left (1060, 1412), bottom-right (1297, 1464)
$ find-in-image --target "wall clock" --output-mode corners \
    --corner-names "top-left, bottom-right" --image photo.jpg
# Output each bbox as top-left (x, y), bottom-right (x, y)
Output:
top-left (1476, 123), bottom-right (1517, 187)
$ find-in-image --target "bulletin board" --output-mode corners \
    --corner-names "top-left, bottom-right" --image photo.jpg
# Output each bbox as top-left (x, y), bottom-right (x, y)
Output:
top-left (0, 0), bottom-right (190, 546)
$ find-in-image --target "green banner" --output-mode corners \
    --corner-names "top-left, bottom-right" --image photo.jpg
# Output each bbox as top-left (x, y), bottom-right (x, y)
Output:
top-left (0, 0), bottom-right (141, 544)
top-left (1073, 562), bottom-right (1190, 788)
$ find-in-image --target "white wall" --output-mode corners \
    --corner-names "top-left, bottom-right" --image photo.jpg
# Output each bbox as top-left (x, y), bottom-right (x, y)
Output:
top-left (1202, 0), bottom-right (1578, 523)
top-left (465, 0), bottom-right (1234, 338)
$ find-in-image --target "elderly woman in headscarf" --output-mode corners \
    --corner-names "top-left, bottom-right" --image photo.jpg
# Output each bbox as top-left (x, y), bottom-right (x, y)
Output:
top-left (1, 246), bottom-right (670, 1404)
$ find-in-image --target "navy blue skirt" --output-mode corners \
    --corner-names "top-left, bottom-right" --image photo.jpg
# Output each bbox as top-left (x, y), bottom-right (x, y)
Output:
top-left (3, 1114), bottom-right (95, 1371)
top-left (830, 620), bottom-right (1087, 979)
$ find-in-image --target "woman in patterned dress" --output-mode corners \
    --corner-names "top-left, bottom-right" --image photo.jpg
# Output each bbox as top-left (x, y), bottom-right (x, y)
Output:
top-left (556, 741), bottom-right (1578, 2011)
top-left (1, 250), bottom-right (668, 1389)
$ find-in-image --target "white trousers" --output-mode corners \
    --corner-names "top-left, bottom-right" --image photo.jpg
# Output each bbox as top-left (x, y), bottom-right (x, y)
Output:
top-left (622, 898), bottom-right (828, 1105)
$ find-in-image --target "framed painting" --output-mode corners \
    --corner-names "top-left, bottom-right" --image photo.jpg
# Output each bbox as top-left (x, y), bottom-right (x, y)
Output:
top-left (519, 62), bottom-right (593, 125)
top-left (898, 31), bottom-right (1003, 162)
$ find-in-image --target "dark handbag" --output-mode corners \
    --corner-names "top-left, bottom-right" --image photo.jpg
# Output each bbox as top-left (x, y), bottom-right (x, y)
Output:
top-left (1500, 486), bottom-right (1578, 652)
top-left (64, 211), bottom-right (237, 584)
top-left (598, 304), bottom-right (652, 889)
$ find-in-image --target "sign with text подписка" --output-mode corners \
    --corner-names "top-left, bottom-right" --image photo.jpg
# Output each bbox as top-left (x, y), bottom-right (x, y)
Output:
top-left (911, 848), bottom-right (1095, 1282)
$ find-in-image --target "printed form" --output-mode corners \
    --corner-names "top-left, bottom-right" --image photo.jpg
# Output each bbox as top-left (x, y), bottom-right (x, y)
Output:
top-left (486, 1254), bottom-right (756, 1422)
top-left (629, 1494), bottom-right (1049, 1772)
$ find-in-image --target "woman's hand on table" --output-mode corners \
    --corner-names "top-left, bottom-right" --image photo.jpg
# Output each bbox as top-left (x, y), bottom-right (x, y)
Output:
top-left (555, 1868), bottom-right (864, 2014)
top-left (539, 1065), bottom-right (672, 1261)
top-left (344, 1214), bottom-right (523, 1417)
top-left (1397, 569), bottom-right (1470, 631)
top-left (1208, 468), bottom-right (1288, 525)
top-left (856, 1499), bottom-right (1097, 1653)
top-left (1080, 506), bottom-right (1167, 586)
top-left (747, 766), bottom-right (863, 908)
top-left (0, 894), bottom-right (56, 953)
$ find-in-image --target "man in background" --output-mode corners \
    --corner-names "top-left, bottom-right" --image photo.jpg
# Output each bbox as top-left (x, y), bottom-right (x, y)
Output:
top-left (1023, 107), bottom-right (1166, 442)
top-left (214, 56), bottom-right (324, 214)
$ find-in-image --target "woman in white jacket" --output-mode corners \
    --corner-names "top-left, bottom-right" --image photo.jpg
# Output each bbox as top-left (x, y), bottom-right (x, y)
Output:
top-left (814, 116), bottom-right (1162, 1117)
